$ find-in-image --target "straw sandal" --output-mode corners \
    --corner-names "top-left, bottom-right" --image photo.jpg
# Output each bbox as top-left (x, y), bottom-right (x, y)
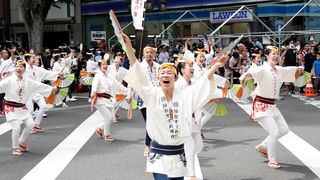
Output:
top-left (19, 144), bottom-right (29, 152)
top-left (12, 149), bottom-right (22, 156)
top-left (105, 135), bottom-right (114, 142)
top-left (255, 145), bottom-right (268, 158)
top-left (268, 161), bottom-right (281, 169)
top-left (95, 128), bottom-right (103, 139)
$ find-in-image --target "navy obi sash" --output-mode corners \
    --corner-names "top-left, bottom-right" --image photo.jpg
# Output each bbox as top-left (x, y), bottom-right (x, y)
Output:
top-left (150, 141), bottom-right (184, 155)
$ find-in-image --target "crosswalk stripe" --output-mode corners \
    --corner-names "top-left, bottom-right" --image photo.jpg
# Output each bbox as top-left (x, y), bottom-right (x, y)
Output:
top-left (291, 94), bottom-right (320, 109)
top-left (0, 105), bottom-right (91, 135)
top-left (21, 111), bottom-right (101, 180)
top-left (232, 97), bottom-right (320, 177)
top-left (0, 122), bottom-right (11, 136)
top-left (2, 105), bottom-right (204, 179)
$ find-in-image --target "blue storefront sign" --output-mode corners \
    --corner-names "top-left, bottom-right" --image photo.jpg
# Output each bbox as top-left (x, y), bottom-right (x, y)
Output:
top-left (210, 9), bottom-right (253, 24)
top-left (82, 0), bottom-right (272, 15)
top-left (274, 20), bottom-right (284, 32)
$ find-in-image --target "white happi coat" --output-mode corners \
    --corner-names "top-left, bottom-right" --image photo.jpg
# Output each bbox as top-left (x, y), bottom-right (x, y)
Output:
top-left (61, 56), bottom-right (72, 73)
top-left (24, 63), bottom-right (59, 100)
top-left (174, 77), bottom-right (202, 136)
top-left (91, 70), bottom-right (127, 107)
top-left (192, 64), bottom-right (227, 88)
top-left (192, 63), bottom-right (205, 82)
top-left (86, 59), bottom-right (98, 73)
top-left (108, 64), bottom-right (128, 83)
top-left (52, 60), bottom-right (69, 74)
top-left (140, 59), bottom-right (160, 87)
top-left (125, 62), bottom-right (216, 177)
top-left (0, 74), bottom-right (53, 121)
top-left (249, 63), bottom-right (298, 119)
top-left (0, 58), bottom-right (15, 79)
top-left (136, 60), bottom-right (160, 109)
top-left (183, 49), bottom-right (195, 62)
top-left (247, 63), bottom-right (259, 80)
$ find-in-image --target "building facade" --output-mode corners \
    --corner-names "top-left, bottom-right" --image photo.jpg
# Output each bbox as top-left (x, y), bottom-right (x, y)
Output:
top-left (3, 0), bottom-right (320, 49)
top-left (82, 0), bottom-right (320, 49)
top-left (4, 0), bottom-right (82, 49)
top-left (0, 0), bottom-right (10, 43)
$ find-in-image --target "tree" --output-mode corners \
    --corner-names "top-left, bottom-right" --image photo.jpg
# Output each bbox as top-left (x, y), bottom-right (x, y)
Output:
top-left (18, 0), bottom-right (71, 53)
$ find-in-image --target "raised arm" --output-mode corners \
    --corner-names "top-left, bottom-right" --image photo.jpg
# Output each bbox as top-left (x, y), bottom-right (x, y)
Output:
top-left (121, 33), bottom-right (137, 65)
top-left (207, 54), bottom-right (228, 80)
top-left (239, 72), bottom-right (253, 87)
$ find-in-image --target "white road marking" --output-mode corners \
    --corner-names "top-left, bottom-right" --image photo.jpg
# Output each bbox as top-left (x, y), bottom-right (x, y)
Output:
top-left (291, 94), bottom-right (320, 109)
top-left (195, 155), bottom-right (203, 179)
top-left (21, 111), bottom-right (101, 180)
top-left (0, 105), bottom-right (91, 136)
top-left (184, 155), bottom-right (203, 180)
top-left (0, 122), bottom-right (11, 136)
top-left (19, 107), bottom-right (203, 179)
top-left (232, 97), bottom-right (320, 177)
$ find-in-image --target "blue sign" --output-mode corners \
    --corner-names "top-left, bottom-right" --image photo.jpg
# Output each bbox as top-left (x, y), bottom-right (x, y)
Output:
top-left (275, 19), bottom-right (284, 32)
top-left (210, 9), bottom-right (253, 24)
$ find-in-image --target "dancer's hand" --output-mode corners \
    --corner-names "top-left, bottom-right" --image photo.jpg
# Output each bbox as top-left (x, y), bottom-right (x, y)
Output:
top-left (126, 95), bottom-right (132, 104)
top-left (52, 86), bottom-right (60, 95)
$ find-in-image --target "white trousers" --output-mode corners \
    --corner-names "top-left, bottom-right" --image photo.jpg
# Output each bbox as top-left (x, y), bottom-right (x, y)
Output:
top-left (194, 108), bottom-right (212, 130)
top-left (184, 133), bottom-right (203, 177)
top-left (26, 97), bottom-right (48, 126)
top-left (184, 122), bottom-right (203, 177)
top-left (96, 104), bottom-right (115, 136)
top-left (8, 117), bottom-right (35, 149)
top-left (257, 113), bottom-right (289, 161)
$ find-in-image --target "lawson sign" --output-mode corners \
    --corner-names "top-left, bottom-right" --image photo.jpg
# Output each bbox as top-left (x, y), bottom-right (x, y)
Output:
top-left (210, 9), bottom-right (253, 24)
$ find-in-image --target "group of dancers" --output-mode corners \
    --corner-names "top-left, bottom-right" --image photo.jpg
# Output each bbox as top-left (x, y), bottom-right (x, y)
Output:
top-left (0, 32), bottom-right (305, 179)
top-left (120, 32), bottom-right (303, 180)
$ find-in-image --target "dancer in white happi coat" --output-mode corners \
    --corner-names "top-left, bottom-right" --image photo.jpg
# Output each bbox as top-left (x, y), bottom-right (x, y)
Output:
top-left (175, 60), bottom-right (201, 180)
top-left (175, 59), bottom-right (228, 180)
top-left (23, 54), bottom-right (62, 133)
top-left (108, 56), bottom-right (130, 120)
top-left (137, 46), bottom-right (160, 156)
top-left (192, 52), bottom-right (228, 138)
top-left (91, 59), bottom-right (127, 142)
top-left (239, 46), bottom-right (304, 169)
top-left (0, 60), bottom-right (59, 156)
top-left (246, 53), bottom-right (262, 93)
top-left (86, 53), bottom-right (99, 103)
top-left (108, 56), bottom-right (129, 83)
top-left (122, 33), bottom-right (226, 180)
top-left (0, 48), bottom-right (16, 79)
top-left (52, 53), bottom-right (72, 107)
top-left (192, 52), bottom-right (206, 80)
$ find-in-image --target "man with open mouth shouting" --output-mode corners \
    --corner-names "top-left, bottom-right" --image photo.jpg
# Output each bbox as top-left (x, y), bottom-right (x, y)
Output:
top-left (122, 32), bottom-right (228, 180)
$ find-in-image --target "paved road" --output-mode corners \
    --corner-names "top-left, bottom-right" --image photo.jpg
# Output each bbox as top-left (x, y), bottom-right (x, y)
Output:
top-left (0, 93), bottom-right (319, 180)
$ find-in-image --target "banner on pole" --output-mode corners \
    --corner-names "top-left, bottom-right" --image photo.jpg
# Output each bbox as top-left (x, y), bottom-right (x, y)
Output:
top-left (131, 0), bottom-right (146, 30)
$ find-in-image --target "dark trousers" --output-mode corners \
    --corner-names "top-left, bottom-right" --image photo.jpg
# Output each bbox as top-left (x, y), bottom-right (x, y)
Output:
top-left (313, 77), bottom-right (320, 93)
top-left (140, 107), bottom-right (151, 146)
top-left (0, 93), bottom-right (4, 112)
top-left (153, 173), bottom-right (183, 180)
top-left (68, 80), bottom-right (76, 98)
top-left (88, 85), bottom-right (92, 98)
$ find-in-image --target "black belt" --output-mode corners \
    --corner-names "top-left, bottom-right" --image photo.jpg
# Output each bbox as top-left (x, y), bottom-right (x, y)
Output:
top-left (150, 141), bottom-right (184, 155)
top-left (3, 100), bottom-right (25, 107)
top-left (96, 93), bottom-right (112, 99)
top-left (254, 95), bottom-right (276, 105)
